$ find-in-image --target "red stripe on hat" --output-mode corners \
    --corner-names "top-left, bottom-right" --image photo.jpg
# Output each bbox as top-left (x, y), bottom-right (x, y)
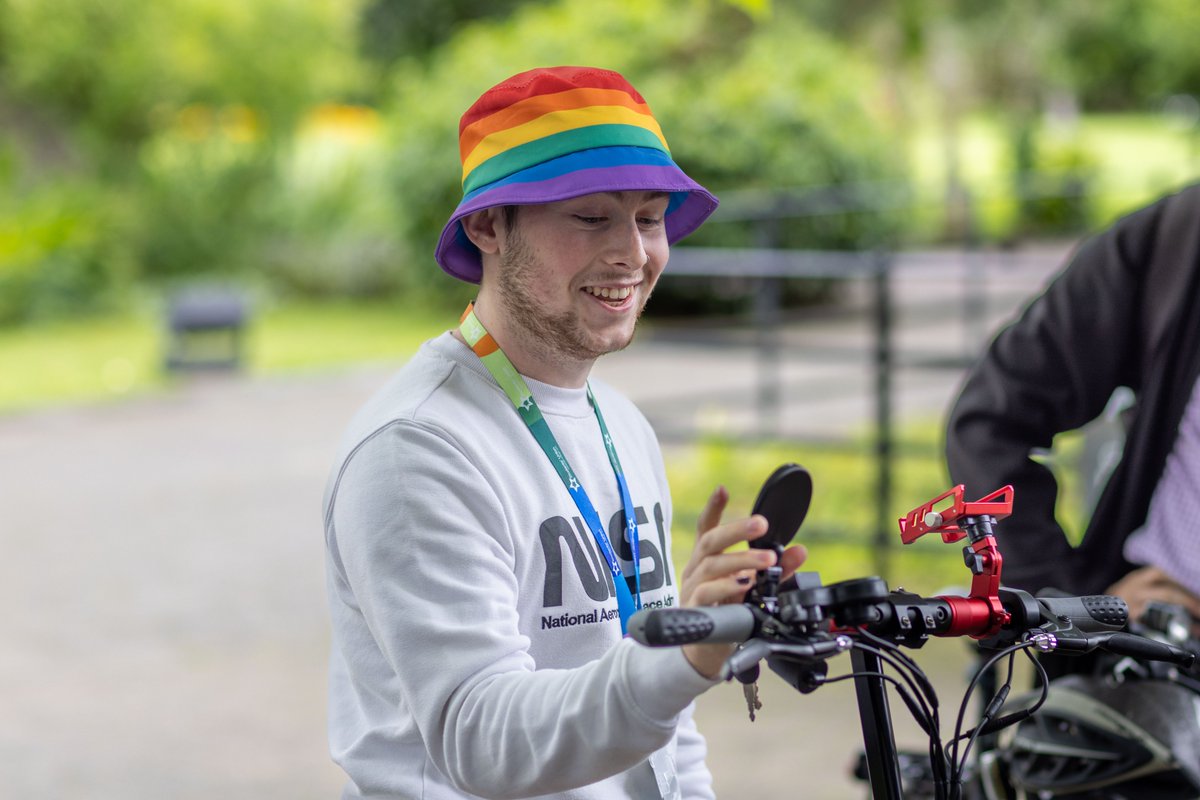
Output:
top-left (458, 67), bottom-right (645, 133)
top-left (459, 86), bottom-right (652, 163)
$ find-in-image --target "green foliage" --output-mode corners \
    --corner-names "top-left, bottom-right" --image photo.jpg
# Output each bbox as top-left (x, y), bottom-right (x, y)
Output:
top-left (133, 131), bottom-right (278, 282)
top-left (1055, 0), bottom-right (1200, 111)
top-left (0, 181), bottom-right (135, 323)
top-left (0, 0), bottom-right (362, 156)
top-left (358, 0), bottom-right (552, 70)
top-left (0, 0), bottom-right (371, 322)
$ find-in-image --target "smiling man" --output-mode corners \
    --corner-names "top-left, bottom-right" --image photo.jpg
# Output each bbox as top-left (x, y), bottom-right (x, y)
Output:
top-left (321, 66), bottom-right (806, 800)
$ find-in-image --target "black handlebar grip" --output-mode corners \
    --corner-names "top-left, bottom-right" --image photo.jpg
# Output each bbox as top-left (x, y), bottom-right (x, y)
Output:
top-left (627, 606), bottom-right (757, 647)
top-left (1036, 594), bottom-right (1128, 632)
top-left (1103, 631), bottom-right (1197, 668)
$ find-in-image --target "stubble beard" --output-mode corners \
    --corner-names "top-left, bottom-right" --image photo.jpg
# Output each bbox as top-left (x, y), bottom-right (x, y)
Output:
top-left (496, 226), bottom-right (650, 368)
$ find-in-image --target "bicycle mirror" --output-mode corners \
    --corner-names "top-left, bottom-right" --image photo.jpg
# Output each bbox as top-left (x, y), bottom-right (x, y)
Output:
top-left (749, 463), bottom-right (812, 552)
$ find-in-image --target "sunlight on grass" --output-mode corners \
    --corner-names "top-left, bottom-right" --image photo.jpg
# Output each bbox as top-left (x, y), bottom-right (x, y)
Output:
top-left (0, 300), bottom-right (448, 414)
top-left (247, 300), bottom-right (447, 373)
top-left (0, 316), bottom-right (164, 412)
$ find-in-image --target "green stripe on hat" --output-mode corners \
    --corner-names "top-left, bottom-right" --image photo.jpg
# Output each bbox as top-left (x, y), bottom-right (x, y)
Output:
top-left (462, 124), bottom-right (669, 196)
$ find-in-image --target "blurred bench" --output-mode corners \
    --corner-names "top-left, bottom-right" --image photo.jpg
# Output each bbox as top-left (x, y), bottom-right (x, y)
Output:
top-left (164, 288), bottom-right (249, 371)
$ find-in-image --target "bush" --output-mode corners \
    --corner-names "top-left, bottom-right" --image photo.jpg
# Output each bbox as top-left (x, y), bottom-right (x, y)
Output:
top-left (0, 182), bottom-right (135, 324)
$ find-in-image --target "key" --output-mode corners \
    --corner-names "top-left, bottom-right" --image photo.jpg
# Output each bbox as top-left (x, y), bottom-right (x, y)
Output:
top-left (742, 680), bottom-right (762, 722)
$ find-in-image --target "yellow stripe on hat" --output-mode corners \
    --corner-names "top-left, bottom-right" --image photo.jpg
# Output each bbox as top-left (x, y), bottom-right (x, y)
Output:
top-left (461, 104), bottom-right (667, 182)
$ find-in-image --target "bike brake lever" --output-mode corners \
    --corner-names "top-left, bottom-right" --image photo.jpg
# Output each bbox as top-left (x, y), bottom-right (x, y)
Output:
top-left (720, 635), bottom-right (854, 681)
top-left (1032, 628), bottom-right (1198, 668)
top-left (722, 639), bottom-right (773, 680)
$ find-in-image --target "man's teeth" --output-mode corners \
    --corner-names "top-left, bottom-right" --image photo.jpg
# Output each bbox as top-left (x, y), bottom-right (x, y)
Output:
top-left (585, 286), bottom-right (632, 300)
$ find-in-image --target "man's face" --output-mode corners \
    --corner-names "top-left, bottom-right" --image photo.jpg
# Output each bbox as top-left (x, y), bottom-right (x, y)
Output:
top-left (492, 190), bottom-right (671, 369)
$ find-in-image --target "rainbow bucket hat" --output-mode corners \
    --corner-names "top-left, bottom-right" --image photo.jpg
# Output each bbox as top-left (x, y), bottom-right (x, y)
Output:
top-left (435, 66), bottom-right (719, 283)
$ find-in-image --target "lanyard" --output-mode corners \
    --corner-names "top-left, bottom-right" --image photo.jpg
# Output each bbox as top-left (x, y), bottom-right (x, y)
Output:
top-left (458, 303), bottom-right (641, 633)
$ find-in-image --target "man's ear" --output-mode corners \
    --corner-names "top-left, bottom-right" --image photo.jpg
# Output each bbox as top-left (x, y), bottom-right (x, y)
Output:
top-left (460, 208), bottom-right (504, 255)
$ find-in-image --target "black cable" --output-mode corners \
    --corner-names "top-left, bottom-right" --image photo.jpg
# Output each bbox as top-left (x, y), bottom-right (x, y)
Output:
top-left (953, 646), bottom-right (1051, 744)
top-left (867, 633), bottom-right (951, 799)
top-left (852, 640), bottom-right (949, 798)
top-left (946, 639), bottom-right (1058, 800)
top-left (858, 627), bottom-right (941, 712)
top-left (856, 632), bottom-right (947, 790)
top-left (852, 641), bottom-right (937, 735)
top-left (948, 640), bottom-right (1036, 782)
top-left (822, 666), bottom-right (949, 800)
top-left (954, 651), bottom-right (1016, 787)
top-left (853, 633), bottom-right (940, 728)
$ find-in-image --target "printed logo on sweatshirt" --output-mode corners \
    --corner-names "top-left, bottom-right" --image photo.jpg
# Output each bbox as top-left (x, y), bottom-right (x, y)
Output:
top-left (538, 502), bottom-right (673, 629)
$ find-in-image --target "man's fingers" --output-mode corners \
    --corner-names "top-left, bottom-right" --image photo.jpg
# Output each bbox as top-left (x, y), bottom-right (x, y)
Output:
top-left (687, 549), bottom-right (775, 587)
top-left (689, 574), bottom-right (761, 607)
top-left (777, 544), bottom-right (808, 579)
top-left (696, 485), bottom-right (729, 535)
top-left (693, 515), bottom-right (769, 561)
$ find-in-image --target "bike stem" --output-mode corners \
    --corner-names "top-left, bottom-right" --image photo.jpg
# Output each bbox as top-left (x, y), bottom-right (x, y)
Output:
top-left (851, 646), bottom-right (906, 800)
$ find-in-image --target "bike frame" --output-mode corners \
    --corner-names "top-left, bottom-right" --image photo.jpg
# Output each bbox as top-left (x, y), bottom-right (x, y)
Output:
top-left (852, 647), bottom-right (907, 799)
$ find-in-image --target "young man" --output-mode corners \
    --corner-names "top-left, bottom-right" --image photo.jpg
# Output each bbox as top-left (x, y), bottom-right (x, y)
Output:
top-left (322, 66), bottom-right (806, 799)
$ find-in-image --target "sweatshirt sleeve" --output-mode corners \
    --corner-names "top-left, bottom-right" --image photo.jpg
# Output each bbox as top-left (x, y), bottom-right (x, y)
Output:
top-left (674, 703), bottom-right (715, 800)
top-left (944, 212), bottom-right (1151, 593)
top-left (326, 419), bottom-right (715, 798)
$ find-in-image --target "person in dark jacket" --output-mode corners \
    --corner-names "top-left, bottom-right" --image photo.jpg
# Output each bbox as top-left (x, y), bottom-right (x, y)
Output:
top-left (945, 182), bottom-right (1200, 624)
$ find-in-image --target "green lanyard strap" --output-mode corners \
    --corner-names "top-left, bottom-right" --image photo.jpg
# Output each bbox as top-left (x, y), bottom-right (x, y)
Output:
top-left (459, 304), bottom-right (642, 632)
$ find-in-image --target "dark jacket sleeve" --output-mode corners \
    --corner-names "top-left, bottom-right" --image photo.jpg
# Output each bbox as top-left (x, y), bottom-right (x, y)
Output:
top-left (944, 209), bottom-right (1157, 593)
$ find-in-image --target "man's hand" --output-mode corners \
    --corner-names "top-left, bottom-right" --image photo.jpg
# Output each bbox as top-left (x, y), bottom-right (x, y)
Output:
top-left (678, 486), bottom-right (807, 678)
top-left (1106, 565), bottom-right (1200, 633)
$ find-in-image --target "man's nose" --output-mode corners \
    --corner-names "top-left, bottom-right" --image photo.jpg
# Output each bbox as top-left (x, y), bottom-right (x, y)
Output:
top-left (605, 216), bottom-right (648, 269)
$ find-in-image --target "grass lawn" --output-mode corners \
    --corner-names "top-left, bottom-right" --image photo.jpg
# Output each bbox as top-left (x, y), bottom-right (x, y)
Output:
top-left (0, 299), bottom-right (448, 414)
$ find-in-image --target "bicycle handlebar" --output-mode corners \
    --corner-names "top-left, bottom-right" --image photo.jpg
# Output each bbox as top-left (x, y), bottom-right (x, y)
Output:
top-left (628, 588), bottom-right (1193, 668)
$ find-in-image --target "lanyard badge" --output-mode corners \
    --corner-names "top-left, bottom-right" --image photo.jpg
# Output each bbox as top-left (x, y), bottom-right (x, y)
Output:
top-left (458, 304), bottom-right (642, 633)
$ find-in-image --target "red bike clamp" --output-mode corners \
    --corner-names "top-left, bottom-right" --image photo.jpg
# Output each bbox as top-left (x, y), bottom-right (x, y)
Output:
top-left (897, 485), bottom-right (1015, 638)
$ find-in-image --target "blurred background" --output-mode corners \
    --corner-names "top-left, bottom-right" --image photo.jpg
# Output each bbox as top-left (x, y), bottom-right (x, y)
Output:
top-left (2, 0), bottom-right (1198, 796)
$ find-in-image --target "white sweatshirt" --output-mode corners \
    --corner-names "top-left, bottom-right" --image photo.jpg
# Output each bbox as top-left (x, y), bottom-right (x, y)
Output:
top-left (322, 333), bottom-right (717, 799)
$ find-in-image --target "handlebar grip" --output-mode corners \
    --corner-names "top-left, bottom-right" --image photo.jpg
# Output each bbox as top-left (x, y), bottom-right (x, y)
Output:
top-left (627, 606), bottom-right (757, 647)
top-left (1103, 631), bottom-right (1197, 668)
top-left (1036, 594), bottom-right (1128, 632)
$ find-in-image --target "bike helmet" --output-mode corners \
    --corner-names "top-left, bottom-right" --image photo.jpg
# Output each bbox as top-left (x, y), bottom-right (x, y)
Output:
top-left (999, 674), bottom-right (1200, 798)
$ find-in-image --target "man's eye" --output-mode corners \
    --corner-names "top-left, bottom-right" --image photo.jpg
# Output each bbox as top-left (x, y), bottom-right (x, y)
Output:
top-left (638, 217), bottom-right (664, 227)
top-left (575, 216), bottom-right (605, 224)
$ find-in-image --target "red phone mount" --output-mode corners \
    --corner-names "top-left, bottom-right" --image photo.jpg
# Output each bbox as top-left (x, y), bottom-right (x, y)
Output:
top-left (898, 484), bottom-right (1013, 544)
top-left (897, 485), bottom-right (1015, 638)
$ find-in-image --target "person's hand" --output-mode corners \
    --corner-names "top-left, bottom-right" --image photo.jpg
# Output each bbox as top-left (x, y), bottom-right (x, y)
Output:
top-left (678, 485), bottom-right (807, 678)
top-left (1105, 565), bottom-right (1200, 632)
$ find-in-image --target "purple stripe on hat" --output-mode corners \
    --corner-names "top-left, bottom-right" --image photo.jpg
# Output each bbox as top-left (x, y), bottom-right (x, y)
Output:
top-left (436, 162), bottom-right (717, 283)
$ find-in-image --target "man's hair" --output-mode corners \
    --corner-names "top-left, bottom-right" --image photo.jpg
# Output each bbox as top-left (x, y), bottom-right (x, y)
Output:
top-left (502, 205), bottom-right (519, 230)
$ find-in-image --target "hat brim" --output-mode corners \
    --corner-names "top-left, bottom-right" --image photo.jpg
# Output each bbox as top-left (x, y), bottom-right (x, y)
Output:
top-left (435, 146), bottom-right (718, 283)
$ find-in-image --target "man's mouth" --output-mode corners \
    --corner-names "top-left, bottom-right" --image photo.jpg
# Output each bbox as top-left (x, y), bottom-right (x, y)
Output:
top-left (583, 285), bottom-right (634, 303)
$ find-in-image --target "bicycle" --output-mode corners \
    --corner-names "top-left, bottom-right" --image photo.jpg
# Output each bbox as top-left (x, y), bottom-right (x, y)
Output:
top-left (628, 464), bottom-right (1198, 800)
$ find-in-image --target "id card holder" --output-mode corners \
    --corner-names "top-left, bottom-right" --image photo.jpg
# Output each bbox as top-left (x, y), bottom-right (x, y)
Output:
top-left (649, 748), bottom-right (681, 800)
